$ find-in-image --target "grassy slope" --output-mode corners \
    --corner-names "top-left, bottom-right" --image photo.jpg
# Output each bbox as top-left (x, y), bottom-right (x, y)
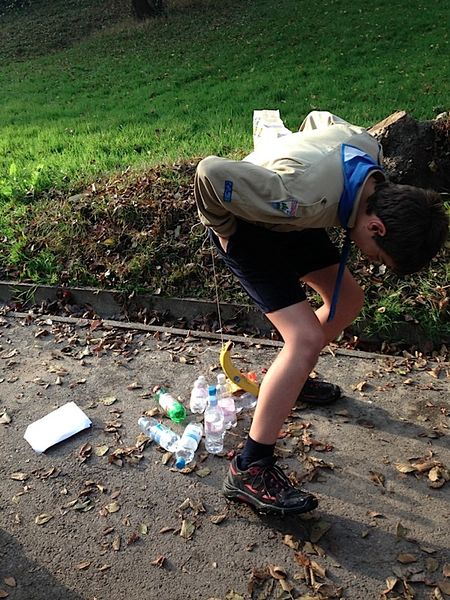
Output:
top-left (0, 0), bottom-right (449, 347)
top-left (1, 0), bottom-right (449, 196)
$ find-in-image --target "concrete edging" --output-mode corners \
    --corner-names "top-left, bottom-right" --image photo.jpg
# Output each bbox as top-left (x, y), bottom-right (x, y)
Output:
top-left (1, 280), bottom-right (445, 350)
top-left (0, 280), bottom-right (271, 334)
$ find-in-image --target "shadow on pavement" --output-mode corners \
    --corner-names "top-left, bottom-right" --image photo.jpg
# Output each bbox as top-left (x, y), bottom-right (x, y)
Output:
top-left (0, 529), bottom-right (85, 600)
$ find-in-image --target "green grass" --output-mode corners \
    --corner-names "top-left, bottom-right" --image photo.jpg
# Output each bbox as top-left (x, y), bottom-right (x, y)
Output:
top-left (1, 0), bottom-right (449, 199)
top-left (0, 0), bottom-right (449, 348)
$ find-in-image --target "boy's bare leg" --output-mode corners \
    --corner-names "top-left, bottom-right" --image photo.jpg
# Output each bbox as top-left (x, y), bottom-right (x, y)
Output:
top-left (302, 264), bottom-right (365, 345)
top-left (223, 302), bottom-right (321, 513)
top-left (248, 266), bottom-right (363, 445)
top-left (248, 300), bottom-right (325, 444)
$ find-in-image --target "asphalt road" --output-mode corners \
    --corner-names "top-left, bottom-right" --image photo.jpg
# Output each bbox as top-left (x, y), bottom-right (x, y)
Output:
top-left (1, 312), bottom-right (449, 600)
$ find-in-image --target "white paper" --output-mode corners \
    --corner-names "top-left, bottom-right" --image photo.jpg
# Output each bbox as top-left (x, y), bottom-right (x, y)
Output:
top-left (24, 401), bottom-right (92, 453)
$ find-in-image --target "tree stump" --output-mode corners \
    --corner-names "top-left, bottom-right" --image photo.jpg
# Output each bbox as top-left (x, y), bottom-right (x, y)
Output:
top-left (369, 111), bottom-right (450, 193)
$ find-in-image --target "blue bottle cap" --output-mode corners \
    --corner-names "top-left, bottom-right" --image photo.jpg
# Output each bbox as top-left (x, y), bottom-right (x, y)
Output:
top-left (208, 385), bottom-right (217, 405)
top-left (175, 457), bottom-right (186, 469)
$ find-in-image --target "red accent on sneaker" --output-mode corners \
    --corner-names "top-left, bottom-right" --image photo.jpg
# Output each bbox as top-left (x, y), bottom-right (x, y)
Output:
top-left (244, 483), bottom-right (276, 502)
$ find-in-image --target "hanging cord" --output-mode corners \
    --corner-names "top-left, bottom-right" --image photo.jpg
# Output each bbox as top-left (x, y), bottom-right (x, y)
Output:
top-left (194, 224), bottom-right (225, 347)
top-left (210, 238), bottom-right (225, 347)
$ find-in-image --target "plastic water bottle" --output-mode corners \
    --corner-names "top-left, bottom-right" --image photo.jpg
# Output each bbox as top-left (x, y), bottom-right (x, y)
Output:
top-left (189, 376), bottom-right (208, 414)
top-left (175, 422), bottom-right (203, 469)
top-left (216, 373), bottom-right (237, 429)
top-left (204, 386), bottom-right (225, 454)
top-left (138, 417), bottom-right (180, 452)
top-left (236, 391), bottom-right (258, 411)
top-left (154, 386), bottom-right (187, 424)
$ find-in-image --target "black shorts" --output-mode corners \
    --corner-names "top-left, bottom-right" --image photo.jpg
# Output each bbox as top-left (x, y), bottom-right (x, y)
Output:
top-left (210, 219), bottom-right (340, 314)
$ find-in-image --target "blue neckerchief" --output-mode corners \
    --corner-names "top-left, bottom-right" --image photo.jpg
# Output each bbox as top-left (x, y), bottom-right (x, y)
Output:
top-left (327, 144), bottom-right (382, 322)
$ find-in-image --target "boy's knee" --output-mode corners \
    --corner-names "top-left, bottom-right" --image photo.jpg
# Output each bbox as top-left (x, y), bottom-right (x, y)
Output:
top-left (338, 282), bottom-right (365, 323)
top-left (306, 328), bottom-right (326, 358)
top-left (288, 326), bottom-right (325, 364)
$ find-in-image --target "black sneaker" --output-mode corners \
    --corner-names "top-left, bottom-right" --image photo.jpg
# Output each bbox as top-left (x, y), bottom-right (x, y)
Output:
top-left (223, 456), bottom-right (318, 515)
top-left (297, 377), bottom-right (341, 406)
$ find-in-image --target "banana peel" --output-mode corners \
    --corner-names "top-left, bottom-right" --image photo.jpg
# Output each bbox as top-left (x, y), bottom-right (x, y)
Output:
top-left (219, 341), bottom-right (260, 397)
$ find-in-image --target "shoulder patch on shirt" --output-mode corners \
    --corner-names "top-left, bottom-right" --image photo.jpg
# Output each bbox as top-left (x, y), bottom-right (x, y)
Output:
top-left (223, 180), bottom-right (233, 202)
top-left (271, 199), bottom-right (299, 217)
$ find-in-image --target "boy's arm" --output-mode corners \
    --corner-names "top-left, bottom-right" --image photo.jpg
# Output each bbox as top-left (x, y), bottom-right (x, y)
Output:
top-left (194, 155), bottom-right (292, 238)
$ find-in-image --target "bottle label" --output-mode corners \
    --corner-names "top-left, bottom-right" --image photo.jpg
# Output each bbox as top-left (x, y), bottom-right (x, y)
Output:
top-left (159, 393), bottom-right (175, 411)
top-left (186, 431), bottom-right (201, 443)
top-left (205, 419), bottom-right (224, 434)
top-left (152, 423), bottom-right (164, 444)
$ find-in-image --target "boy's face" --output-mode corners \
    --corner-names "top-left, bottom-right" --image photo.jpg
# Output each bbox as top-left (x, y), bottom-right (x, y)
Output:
top-left (350, 217), bottom-right (395, 269)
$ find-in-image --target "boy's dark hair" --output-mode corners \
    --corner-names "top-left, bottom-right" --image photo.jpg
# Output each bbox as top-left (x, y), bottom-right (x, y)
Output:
top-left (366, 182), bottom-right (449, 275)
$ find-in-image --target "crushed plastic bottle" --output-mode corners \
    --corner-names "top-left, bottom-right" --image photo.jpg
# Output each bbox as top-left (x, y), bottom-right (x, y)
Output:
top-left (138, 416), bottom-right (180, 452)
top-left (204, 386), bottom-right (225, 454)
top-left (153, 386), bottom-right (187, 424)
top-left (189, 376), bottom-right (208, 414)
top-left (216, 373), bottom-right (237, 429)
top-left (235, 391), bottom-right (258, 412)
top-left (175, 422), bottom-right (203, 469)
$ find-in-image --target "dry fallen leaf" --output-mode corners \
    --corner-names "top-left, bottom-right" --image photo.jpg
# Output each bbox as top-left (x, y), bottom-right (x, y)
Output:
top-left (10, 472), bottom-right (29, 481)
top-left (426, 558), bottom-right (440, 573)
top-left (438, 580), bottom-right (450, 595)
top-left (224, 592), bottom-right (244, 600)
top-left (309, 520), bottom-right (332, 543)
top-left (127, 532), bottom-right (140, 546)
top-left (428, 465), bottom-right (450, 488)
top-left (393, 462), bottom-right (416, 474)
top-left (283, 534), bottom-right (299, 550)
top-left (78, 443), bottom-right (92, 462)
top-left (195, 467), bottom-right (211, 478)
top-left (159, 526), bottom-right (177, 534)
top-left (100, 396), bottom-right (117, 406)
top-left (105, 501), bottom-right (120, 514)
top-left (0, 411), bottom-right (11, 425)
top-left (112, 535), bottom-right (121, 551)
top-left (420, 545), bottom-right (436, 554)
top-left (310, 559), bottom-right (326, 579)
top-left (268, 565), bottom-right (287, 580)
top-left (396, 522), bottom-right (409, 539)
top-left (353, 380), bottom-right (367, 392)
top-left (369, 471), bottom-right (385, 487)
top-left (127, 382), bottom-right (142, 390)
top-left (209, 513), bottom-right (228, 525)
top-left (443, 563), bottom-right (450, 577)
top-left (150, 555), bottom-right (166, 568)
top-left (397, 553), bottom-right (417, 564)
top-left (180, 519), bottom-right (195, 540)
top-left (76, 561), bottom-right (91, 571)
top-left (3, 579), bottom-right (15, 588)
top-left (139, 523), bottom-right (149, 535)
top-left (0, 590), bottom-right (9, 598)
top-left (383, 576), bottom-right (398, 594)
top-left (94, 445), bottom-right (109, 457)
top-left (35, 513), bottom-right (54, 525)
top-left (315, 583), bottom-right (343, 599)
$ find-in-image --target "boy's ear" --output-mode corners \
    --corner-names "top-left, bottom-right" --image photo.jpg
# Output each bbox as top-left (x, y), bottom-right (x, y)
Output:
top-left (368, 217), bottom-right (386, 237)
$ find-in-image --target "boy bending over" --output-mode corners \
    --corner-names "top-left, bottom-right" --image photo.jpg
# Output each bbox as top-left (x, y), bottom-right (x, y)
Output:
top-left (194, 111), bottom-right (448, 514)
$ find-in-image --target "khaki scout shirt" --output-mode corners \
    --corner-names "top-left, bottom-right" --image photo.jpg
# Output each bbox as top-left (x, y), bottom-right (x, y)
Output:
top-left (195, 111), bottom-right (385, 238)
